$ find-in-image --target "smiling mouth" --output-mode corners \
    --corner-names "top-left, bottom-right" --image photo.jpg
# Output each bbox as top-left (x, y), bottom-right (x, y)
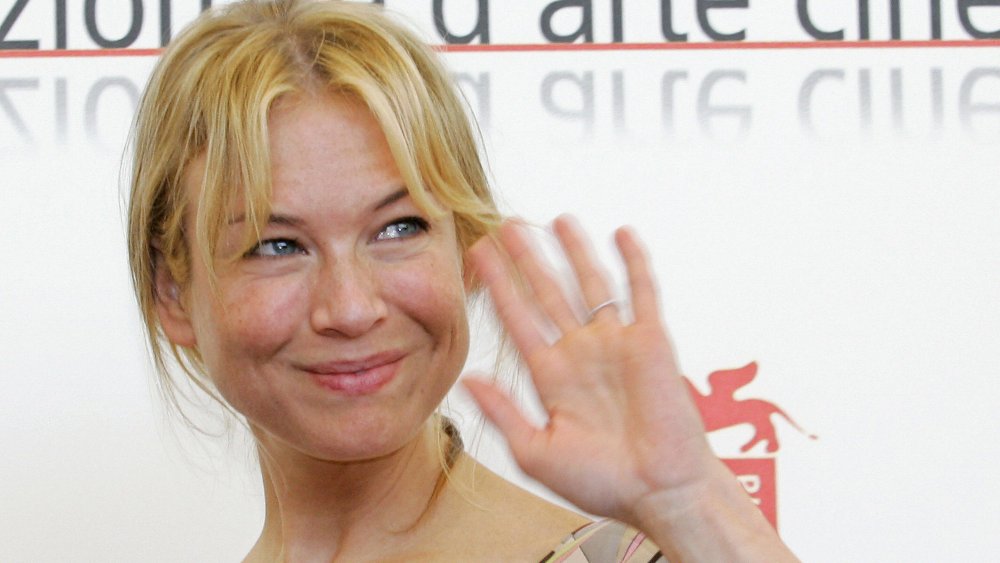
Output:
top-left (302, 352), bottom-right (404, 396)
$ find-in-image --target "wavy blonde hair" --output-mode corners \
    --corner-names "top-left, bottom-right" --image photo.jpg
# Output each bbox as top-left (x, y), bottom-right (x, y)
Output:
top-left (127, 0), bottom-right (500, 432)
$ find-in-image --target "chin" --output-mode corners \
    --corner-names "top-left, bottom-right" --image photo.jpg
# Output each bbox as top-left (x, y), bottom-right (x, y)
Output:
top-left (256, 410), bottom-right (431, 465)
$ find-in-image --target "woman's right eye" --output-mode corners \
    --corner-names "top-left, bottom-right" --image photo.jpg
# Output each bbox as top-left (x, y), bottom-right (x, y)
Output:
top-left (245, 238), bottom-right (304, 258)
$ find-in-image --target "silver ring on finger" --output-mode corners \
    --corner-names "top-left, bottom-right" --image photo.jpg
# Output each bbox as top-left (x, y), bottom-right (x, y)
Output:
top-left (587, 298), bottom-right (619, 321)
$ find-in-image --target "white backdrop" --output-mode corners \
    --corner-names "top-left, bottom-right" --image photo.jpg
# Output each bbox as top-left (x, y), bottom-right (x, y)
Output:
top-left (1, 1), bottom-right (998, 561)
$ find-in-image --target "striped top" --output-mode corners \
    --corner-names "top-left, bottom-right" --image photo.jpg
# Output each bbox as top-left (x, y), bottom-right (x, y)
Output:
top-left (539, 520), bottom-right (664, 563)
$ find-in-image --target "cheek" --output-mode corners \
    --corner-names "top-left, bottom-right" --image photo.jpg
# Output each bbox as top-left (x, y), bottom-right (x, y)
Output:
top-left (385, 251), bottom-right (469, 353)
top-left (191, 277), bottom-right (307, 373)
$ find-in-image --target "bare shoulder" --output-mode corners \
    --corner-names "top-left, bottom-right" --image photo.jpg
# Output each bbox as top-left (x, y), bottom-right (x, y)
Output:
top-left (431, 455), bottom-right (590, 561)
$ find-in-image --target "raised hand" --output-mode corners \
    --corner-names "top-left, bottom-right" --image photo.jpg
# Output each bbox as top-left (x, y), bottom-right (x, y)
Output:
top-left (463, 216), bottom-right (718, 523)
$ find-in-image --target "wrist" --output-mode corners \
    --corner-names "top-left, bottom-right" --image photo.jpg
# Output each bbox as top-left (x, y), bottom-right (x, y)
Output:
top-left (628, 458), bottom-right (797, 563)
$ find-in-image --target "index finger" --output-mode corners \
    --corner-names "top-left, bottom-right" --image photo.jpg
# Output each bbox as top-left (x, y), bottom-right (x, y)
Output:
top-left (467, 234), bottom-right (548, 358)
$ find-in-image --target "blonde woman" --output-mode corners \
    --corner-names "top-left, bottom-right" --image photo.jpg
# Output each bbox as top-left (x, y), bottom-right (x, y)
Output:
top-left (128, 1), bottom-right (797, 560)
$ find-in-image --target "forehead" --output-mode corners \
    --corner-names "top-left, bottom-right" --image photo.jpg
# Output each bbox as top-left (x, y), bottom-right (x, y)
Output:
top-left (269, 94), bottom-right (399, 183)
top-left (181, 92), bottom-right (407, 216)
top-left (182, 93), bottom-right (398, 196)
top-left (268, 93), bottom-right (408, 214)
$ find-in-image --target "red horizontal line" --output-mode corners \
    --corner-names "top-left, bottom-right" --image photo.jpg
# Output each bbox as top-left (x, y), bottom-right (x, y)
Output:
top-left (1, 39), bottom-right (997, 58)
top-left (439, 39), bottom-right (1000, 52)
top-left (0, 47), bottom-right (162, 58)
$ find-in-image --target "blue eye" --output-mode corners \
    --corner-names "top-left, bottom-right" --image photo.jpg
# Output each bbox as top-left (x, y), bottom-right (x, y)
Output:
top-left (375, 217), bottom-right (429, 241)
top-left (247, 238), bottom-right (303, 258)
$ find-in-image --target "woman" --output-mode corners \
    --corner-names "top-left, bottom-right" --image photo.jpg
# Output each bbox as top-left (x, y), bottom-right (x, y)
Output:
top-left (128, 1), bottom-right (797, 560)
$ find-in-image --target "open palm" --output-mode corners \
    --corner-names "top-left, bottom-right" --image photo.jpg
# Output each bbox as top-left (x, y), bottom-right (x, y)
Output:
top-left (464, 217), bottom-right (719, 523)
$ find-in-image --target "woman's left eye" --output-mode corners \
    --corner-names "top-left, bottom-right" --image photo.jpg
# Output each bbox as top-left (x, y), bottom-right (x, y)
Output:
top-left (375, 217), bottom-right (429, 241)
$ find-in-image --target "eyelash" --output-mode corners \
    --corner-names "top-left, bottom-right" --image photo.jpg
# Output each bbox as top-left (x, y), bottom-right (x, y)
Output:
top-left (244, 216), bottom-right (430, 258)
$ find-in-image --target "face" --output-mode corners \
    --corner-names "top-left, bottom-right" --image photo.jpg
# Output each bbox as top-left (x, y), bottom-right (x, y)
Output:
top-left (160, 93), bottom-right (470, 463)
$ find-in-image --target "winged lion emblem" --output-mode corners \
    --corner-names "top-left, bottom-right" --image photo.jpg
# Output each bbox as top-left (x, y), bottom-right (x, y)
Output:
top-left (684, 362), bottom-right (816, 453)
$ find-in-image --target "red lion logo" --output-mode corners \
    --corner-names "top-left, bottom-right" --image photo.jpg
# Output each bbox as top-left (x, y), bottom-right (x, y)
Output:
top-left (684, 362), bottom-right (816, 453)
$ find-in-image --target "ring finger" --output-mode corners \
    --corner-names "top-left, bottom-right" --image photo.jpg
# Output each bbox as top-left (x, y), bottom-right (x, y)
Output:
top-left (552, 215), bottom-right (619, 323)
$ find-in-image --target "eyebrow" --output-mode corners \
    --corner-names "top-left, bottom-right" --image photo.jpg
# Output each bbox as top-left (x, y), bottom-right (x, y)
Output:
top-left (227, 187), bottom-right (410, 226)
top-left (374, 188), bottom-right (409, 211)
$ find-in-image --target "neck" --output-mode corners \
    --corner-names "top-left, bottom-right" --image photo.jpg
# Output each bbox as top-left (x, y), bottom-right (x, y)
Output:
top-left (247, 420), bottom-right (450, 562)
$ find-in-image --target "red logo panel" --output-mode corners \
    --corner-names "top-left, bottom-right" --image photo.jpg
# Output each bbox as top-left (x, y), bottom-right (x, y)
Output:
top-left (722, 457), bottom-right (777, 528)
top-left (687, 362), bottom-right (815, 531)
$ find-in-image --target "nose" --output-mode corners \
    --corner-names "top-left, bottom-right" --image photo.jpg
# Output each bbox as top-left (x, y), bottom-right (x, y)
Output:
top-left (310, 256), bottom-right (388, 338)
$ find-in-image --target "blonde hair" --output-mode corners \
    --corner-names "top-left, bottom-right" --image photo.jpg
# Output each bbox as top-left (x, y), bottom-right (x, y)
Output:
top-left (127, 0), bottom-right (501, 422)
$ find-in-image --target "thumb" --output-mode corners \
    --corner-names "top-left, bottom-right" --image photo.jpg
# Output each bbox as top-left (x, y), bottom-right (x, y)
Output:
top-left (461, 377), bottom-right (539, 461)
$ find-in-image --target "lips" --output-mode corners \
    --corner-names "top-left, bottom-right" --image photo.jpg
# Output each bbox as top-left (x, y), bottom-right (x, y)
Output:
top-left (300, 351), bottom-right (405, 396)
